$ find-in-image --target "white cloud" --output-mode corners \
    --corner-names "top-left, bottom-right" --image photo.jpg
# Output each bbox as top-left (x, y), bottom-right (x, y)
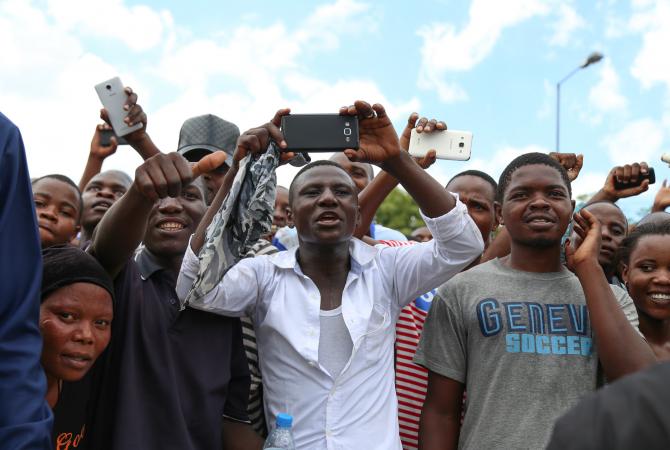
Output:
top-left (416, 0), bottom-right (550, 102)
top-left (602, 118), bottom-right (666, 164)
top-left (588, 59), bottom-right (628, 112)
top-left (46, 0), bottom-right (173, 52)
top-left (548, 3), bottom-right (586, 46)
top-left (629, 0), bottom-right (670, 93)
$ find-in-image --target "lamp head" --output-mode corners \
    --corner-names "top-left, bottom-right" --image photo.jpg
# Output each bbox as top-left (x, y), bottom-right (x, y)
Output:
top-left (581, 52), bottom-right (604, 68)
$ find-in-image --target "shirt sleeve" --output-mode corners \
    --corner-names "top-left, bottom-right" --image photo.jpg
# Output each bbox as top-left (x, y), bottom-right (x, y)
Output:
top-left (380, 195), bottom-right (484, 308)
top-left (222, 319), bottom-right (252, 423)
top-left (414, 286), bottom-right (468, 383)
top-left (610, 284), bottom-right (641, 333)
top-left (176, 238), bottom-right (266, 317)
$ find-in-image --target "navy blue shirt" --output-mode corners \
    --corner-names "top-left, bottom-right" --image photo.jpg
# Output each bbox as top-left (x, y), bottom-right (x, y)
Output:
top-left (87, 248), bottom-right (250, 450)
top-left (0, 112), bottom-right (53, 449)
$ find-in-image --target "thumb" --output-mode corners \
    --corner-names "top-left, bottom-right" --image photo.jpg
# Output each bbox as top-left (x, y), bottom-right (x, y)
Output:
top-left (192, 151), bottom-right (228, 178)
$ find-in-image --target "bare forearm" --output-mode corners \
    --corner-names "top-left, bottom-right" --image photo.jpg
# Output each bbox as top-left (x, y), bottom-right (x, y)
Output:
top-left (130, 134), bottom-right (161, 160)
top-left (354, 171), bottom-right (399, 238)
top-left (419, 407), bottom-right (460, 450)
top-left (88, 186), bottom-right (153, 277)
top-left (586, 189), bottom-right (617, 205)
top-left (575, 262), bottom-right (656, 380)
top-left (79, 155), bottom-right (104, 191)
top-left (221, 420), bottom-right (263, 450)
top-left (381, 152), bottom-right (455, 218)
top-left (191, 161), bottom-right (240, 254)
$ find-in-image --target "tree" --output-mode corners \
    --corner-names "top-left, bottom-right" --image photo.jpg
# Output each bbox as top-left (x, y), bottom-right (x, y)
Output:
top-left (375, 188), bottom-right (424, 237)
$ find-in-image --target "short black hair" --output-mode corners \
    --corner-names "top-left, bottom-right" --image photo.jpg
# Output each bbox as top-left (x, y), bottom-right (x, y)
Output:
top-left (619, 221), bottom-right (670, 265)
top-left (447, 170), bottom-right (498, 198)
top-left (32, 174), bottom-right (84, 222)
top-left (583, 200), bottom-right (628, 227)
top-left (496, 152), bottom-right (572, 203)
top-left (89, 169), bottom-right (133, 188)
top-left (288, 160), bottom-right (353, 205)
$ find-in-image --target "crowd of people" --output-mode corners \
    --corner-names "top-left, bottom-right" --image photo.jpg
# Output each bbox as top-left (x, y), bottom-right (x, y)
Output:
top-left (1, 84), bottom-right (670, 450)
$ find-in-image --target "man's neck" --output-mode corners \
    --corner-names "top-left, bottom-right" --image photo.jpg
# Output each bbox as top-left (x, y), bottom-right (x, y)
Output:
top-left (297, 241), bottom-right (351, 279)
top-left (506, 242), bottom-right (563, 273)
top-left (80, 225), bottom-right (95, 245)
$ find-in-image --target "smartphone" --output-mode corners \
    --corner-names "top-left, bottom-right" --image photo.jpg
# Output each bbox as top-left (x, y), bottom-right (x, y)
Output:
top-left (613, 167), bottom-right (655, 190)
top-left (280, 114), bottom-right (359, 152)
top-left (100, 129), bottom-right (128, 146)
top-left (94, 77), bottom-right (143, 137)
top-left (409, 129), bottom-right (473, 161)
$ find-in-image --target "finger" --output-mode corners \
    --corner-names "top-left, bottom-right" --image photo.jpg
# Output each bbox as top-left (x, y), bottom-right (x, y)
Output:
top-left (100, 109), bottom-right (111, 126)
top-left (407, 112), bottom-right (419, 127)
top-left (435, 120), bottom-right (447, 131)
top-left (622, 164), bottom-right (632, 182)
top-left (580, 208), bottom-right (600, 230)
top-left (613, 166), bottom-right (624, 183)
top-left (264, 122), bottom-right (287, 148)
top-left (343, 148), bottom-right (365, 162)
top-left (630, 163), bottom-right (641, 183)
top-left (124, 91), bottom-right (138, 111)
top-left (346, 105), bottom-right (358, 116)
top-left (663, 179), bottom-right (668, 188)
top-left (126, 105), bottom-right (143, 125)
top-left (573, 223), bottom-right (587, 241)
top-left (158, 157), bottom-right (184, 198)
top-left (575, 154), bottom-right (584, 171)
top-left (109, 136), bottom-right (118, 148)
top-left (192, 151), bottom-right (228, 178)
top-left (271, 108), bottom-right (291, 127)
top-left (354, 100), bottom-right (374, 119)
top-left (144, 162), bottom-right (169, 199)
top-left (416, 117), bottom-right (429, 132)
top-left (279, 152), bottom-right (296, 163)
top-left (424, 118), bottom-right (437, 133)
top-left (564, 153), bottom-right (577, 169)
top-left (172, 154), bottom-right (194, 190)
top-left (134, 170), bottom-right (158, 202)
top-left (639, 179), bottom-right (650, 192)
top-left (339, 106), bottom-right (349, 116)
top-left (640, 161), bottom-right (649, 174)
top-left (372, 103), bottom-right (387, 119)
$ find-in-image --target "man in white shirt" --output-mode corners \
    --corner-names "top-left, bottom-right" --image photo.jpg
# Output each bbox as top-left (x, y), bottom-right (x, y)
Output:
top-left (176, 101), bottom-right (484, 449)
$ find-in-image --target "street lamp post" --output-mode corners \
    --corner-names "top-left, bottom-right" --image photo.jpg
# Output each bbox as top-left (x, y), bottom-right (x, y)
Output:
top-left (555, 51), bottom-right (604, 152)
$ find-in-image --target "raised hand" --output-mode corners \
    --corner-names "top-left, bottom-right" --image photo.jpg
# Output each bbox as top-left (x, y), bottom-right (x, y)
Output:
top-left (192, 151), bottom-right (228, 178)
top-left (339, 101), bottom-right (401, 165)
top-left (549, 152), bottom-right (583, 182)
top-left (601, 162), bottom-right (650, 200)
top-left (652, 179), bottom-right (670, 212)
top-left (90, 123), bottom-right (118, 161)
top-left (234, 108), bottom-right (294, 164)
top-left (399, 112), bottom-right (439, 169)
top-left (565, 208), bottom-right (602, 272)
top-left (100, 86), bottom-right (148, 146)
top-left (132, 153), bottom-right (193, 202)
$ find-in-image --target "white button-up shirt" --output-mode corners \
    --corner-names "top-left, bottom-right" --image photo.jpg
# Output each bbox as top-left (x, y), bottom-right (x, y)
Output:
top-left (177, 199), bottom-right (483, 450)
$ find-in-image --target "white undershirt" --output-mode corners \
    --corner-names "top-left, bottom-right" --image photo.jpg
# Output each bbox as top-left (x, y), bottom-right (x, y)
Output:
top-left (318, 306), bottom-right (353, 378)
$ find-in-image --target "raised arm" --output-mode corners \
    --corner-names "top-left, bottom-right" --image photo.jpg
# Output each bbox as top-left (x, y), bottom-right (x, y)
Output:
top-left (341, 101), bottom-right (454, 218)
top-left (88, 152), bottom-right (195, 278)
top-left (587, 162), bottom-right (650, 205)
top-left (78, 124), bottom-right (118, 190)
top-left (565, 208), bottom-right (656, 380)
top-left (652, 179), bottom-right (670, 212)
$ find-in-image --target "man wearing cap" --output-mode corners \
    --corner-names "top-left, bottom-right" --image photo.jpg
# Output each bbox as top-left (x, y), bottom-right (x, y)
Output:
top-left (177, 114), bottom-right (240, 205)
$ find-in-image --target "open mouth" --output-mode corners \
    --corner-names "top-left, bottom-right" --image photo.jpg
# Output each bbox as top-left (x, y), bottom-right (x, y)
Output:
top-left (157, 221), bottom-right (186, 232)
top-left (61, 353), bottom-right (92, 370)
top-left (316, 212), bottom-right (341, 226)
top-left (91, 200), bottom-right (112, 211)
top-left (524, 214), bottom-right (555, 230)
top-left (648, 293), bottom-right (670, 304)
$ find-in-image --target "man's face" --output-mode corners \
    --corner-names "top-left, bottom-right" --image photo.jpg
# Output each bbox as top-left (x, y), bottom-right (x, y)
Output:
top-left (446, 175), bottom-right (499, 246)
top-left (202, 167), bottom-right (228, 205)
top-left (290, 166), bottom-right (360, 245)
top-left (410, 226), bottom-right (432, 242)
top-left (570, 202), bottom-right (626, 271)
top-left (81, 172), bottom-right (131, 231)
top-left (329, 153), bottom-right (372, 193)
top-left (501, 165), bottom-right (573, 249)
top-left (273, 187), bottom-right (291, 229)
top-left (144, 180), bottom-right (207, 257)
top-left (33, 178), bottom-right (81, 248)
top-left (40, 282), bottom-right (113, 382)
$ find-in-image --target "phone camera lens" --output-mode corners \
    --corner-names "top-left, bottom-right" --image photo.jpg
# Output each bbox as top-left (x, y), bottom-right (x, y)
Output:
top-left (105, 84), bottom-right (112, 90)
top-left (459, 142), bottom-right (464, 148)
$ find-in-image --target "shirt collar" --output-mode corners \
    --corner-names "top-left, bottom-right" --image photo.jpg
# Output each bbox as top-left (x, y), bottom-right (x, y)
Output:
top-left (270, 238), bottom-right (378, 272)
top-left (134, 247), bottom-right (166, 280)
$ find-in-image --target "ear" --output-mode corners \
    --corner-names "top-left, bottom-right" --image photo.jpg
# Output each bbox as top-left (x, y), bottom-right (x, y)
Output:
top-left (355, 206), bottom-right (362, 228)
top-left (286, 207), bottom-right (294, 227)
top-left (621, 263), bottom-right (630, 285)
top-left (492, 201), bottom-right (502, 230)
top-left (571, 199), bottom-right (576, 214)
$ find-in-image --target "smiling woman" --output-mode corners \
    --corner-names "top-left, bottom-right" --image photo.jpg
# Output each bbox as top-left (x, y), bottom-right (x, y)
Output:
top-left (39, 245), bottom-right (114, 447)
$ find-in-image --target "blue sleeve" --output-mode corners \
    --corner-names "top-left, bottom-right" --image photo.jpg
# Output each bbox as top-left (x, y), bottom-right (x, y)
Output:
top-left (0, 112), bottom-right (53, 449)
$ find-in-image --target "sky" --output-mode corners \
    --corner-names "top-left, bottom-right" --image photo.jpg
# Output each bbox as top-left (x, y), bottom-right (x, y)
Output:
top-left (2, 0), bottom-right (669, 219)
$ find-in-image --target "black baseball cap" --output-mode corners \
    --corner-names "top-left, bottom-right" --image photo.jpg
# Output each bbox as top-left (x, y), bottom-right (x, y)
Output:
top-left (177, 114), bottom-right (240, 172)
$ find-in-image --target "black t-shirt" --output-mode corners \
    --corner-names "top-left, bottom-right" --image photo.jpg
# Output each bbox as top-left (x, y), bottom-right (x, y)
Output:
top-left (52, 374), bottom-right (92, 449)
top-left (547, 362), bottom-right (670, 450)
top-left (87, 251), bottom-right (250, 450)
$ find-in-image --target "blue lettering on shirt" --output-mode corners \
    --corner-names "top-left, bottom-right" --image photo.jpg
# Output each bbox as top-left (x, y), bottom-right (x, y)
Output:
top-left (476, 299), bottom-right (594, 357)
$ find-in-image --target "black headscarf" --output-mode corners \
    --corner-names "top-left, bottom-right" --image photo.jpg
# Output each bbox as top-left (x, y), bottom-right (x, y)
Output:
top-left (41, 245), bottom-right (114, 302)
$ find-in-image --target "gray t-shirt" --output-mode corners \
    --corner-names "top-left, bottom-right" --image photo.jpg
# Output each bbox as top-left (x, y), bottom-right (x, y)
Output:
top-left (414, 258), bottom-right (639, 450)
top-left (318, 306), bottom-right (353, 378)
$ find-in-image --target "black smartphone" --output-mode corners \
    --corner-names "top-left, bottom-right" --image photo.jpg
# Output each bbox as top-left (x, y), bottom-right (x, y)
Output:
top-left (614, 167), bottom-right (655, 190)
top-left (100, 129), bottom-right (128, 146)
top-left (280, 114), bottom-right (359, 152)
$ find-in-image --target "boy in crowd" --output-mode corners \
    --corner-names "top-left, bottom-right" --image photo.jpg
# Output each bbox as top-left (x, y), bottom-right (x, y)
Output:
top-left (177, 101), bottom-right (484, 449)
top-left (416, 153), bottom-right (656, 450)
top-left (79, 170), bottom-right (132, 247)
top-left (32, 175), bottom-right (82, 248)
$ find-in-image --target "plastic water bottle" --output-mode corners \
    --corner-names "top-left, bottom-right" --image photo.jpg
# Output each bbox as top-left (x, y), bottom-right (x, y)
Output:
top-left (263, 413), bottom-right (295, 450)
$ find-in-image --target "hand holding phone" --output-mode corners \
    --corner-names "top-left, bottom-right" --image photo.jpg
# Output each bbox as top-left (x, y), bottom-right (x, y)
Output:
top-left (408, 128), bottom-right (472, 161)
top-left (95, 77), bottom-right (143, 137)
top-left (603, 162), bottom-right (654, 199)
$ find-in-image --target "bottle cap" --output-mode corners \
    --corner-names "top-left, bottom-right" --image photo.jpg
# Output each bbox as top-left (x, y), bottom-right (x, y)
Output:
top-left (276, 413), bottom-right (293, 428)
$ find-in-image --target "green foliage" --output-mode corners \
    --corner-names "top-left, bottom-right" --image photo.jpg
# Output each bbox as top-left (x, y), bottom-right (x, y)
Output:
top-left (375, 188), bottom-right (424, 237)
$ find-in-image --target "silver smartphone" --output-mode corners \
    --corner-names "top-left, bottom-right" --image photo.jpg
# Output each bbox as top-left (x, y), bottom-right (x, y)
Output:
top-left (408, 128), bottom-right (473, 161)
top-left (94, 77), bottom-right (143, 137)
